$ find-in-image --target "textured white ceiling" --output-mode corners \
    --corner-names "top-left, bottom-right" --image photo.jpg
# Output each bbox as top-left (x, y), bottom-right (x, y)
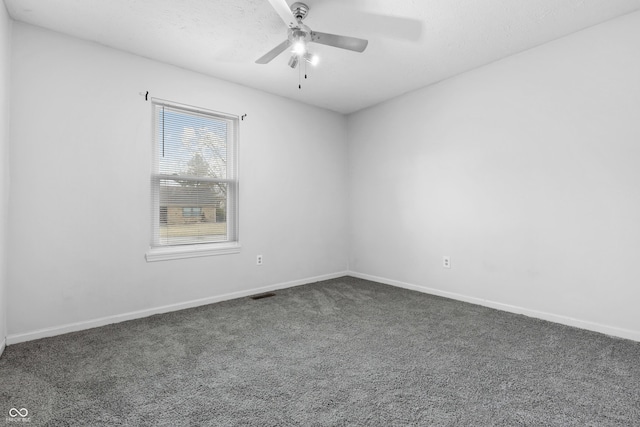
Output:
top-left (5, 0), bottom-right (640, 113)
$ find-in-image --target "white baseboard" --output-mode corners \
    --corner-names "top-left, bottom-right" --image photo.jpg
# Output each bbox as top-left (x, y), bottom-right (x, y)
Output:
top-left (349, 271), bottom-right (640, 342)
top-left (0, 337), bottom-right (5, 357)
top-left (6, 271), bottom-right (348, 345)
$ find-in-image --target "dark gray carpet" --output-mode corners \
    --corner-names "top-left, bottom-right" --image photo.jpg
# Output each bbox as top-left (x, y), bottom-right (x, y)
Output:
top-left (1, 276), bottom-right (639, 426)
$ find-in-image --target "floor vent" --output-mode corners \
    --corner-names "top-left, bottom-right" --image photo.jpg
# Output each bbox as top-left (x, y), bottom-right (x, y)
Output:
top-left (251, 292), bottom-right (276, 300)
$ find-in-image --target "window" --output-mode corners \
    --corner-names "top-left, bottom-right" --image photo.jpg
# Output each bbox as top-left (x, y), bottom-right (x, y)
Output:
top-left (182, 207), bottom-right (202, 218)
top-left (159, 206), bottom-right (168, 225)
top-left (146, 99), bottom-right (239, 261)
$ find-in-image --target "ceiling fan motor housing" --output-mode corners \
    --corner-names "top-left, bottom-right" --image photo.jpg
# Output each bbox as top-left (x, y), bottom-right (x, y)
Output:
top-left (291, 2), bottom-right (309, 21)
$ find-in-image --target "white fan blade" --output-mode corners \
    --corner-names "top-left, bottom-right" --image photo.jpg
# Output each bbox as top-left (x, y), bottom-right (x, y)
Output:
top-left (255, 40), bottom-right (292, 64)
top-left (310, 32), bottom-right (368, 53)
top-left (266, 0), bottom-right (297, 28)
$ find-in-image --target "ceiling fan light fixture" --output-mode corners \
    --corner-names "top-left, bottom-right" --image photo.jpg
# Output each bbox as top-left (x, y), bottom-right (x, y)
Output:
top-left (304, 52), bottom-right (319, 66)
top-left (288, 54), bottom-right (299, 69)
top-left (292, 40), bottom-right (307, 55)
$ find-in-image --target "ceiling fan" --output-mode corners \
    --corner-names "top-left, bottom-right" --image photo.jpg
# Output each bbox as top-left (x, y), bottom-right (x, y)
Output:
top-left (256, 0), bottom-right (368, 68)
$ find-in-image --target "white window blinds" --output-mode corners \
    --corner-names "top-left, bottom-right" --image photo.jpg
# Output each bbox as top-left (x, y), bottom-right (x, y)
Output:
top-left (151, 99), bottom-right (238, 248)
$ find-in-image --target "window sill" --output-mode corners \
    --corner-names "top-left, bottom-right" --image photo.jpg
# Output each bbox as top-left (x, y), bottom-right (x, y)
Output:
top-left (145, 242), bottom-right (241, 262)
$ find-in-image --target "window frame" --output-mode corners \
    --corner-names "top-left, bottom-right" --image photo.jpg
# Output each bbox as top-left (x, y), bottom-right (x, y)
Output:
top-left (145, 98), bottom-right (240, 262)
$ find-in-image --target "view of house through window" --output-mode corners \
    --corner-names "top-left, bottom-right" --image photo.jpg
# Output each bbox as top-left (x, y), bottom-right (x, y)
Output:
top-left (151, 100), bottom-right (238, 247)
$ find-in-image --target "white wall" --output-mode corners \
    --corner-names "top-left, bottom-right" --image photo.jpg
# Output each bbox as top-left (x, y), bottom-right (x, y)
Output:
top-left (0, 2), bottom-right (10, 353)
top-left (7, 23), bottom-right (348, 341)
top-left (348, 11), bottom-right (640, 340)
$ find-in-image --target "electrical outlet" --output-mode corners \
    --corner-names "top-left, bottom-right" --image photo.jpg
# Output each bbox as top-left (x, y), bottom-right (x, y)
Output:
top-left (443, 256), bottom-right (451, 269)
top-left (256, 255), bottom-right (263, 266)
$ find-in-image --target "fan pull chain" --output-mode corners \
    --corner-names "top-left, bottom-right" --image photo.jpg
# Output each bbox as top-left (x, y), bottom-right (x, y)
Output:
top-left (296, 56), bottom-right (310, 90)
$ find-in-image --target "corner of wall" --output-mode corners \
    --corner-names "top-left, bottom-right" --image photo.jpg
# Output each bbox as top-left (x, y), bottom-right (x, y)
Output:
top-left (0, 0), bottom-right (13, 357)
